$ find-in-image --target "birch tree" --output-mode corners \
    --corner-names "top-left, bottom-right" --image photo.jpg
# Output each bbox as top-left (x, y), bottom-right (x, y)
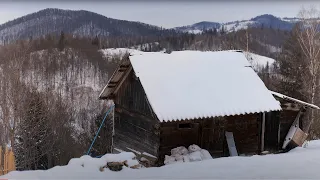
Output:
top-left (296, 7), bottom-right (320, 133)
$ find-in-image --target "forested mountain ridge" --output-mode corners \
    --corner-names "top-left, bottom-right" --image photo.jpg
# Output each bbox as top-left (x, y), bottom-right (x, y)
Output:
top-left (174, 14), bottom-right (301, 34)
top-left (0, 8), bottom-right (176, 44)
top-left (0, 8), bottom-right (296, 46)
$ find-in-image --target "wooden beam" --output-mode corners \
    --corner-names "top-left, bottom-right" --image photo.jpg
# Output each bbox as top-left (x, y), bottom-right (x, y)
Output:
top-left (114, 66), bottom-right (133, 94)
top-left (119, 65), bottom-right (130, 68)
top-left (261, 112), bottom-right (266, 152)
top-left (111, 105), bottom-right (115, 153)
top-left (108, 81), bottom-right (118, 85)
top-left (281, 103), bottom-right (300, 111)
top-left (278, 123), bottom-right (281, 148)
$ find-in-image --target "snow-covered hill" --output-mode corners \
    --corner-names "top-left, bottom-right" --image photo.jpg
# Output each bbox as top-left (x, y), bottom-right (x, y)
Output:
top-left (21, 48), bottom-right (113, 135)
top-left (2, 140), bottom-right (319, 179)
top-left (246, 52), bottom-right (276, 72)
top-left (175, 14), bottom-right (300, 34)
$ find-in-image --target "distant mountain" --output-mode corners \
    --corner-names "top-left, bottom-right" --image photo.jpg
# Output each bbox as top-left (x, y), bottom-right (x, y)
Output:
top-left (0, 8), bottom-right (174, 44)
top-left (175, 21), bottom-right (221, 34)
top-left (174, 14), bottom-right (300, 34)
top-left (0, 9), bottom-right (299, 46)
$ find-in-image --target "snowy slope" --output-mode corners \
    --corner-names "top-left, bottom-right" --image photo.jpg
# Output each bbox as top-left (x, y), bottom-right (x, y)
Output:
top-left (100, 48), bottom-right (143, 59)
top-left (2, 140), bottom-right (320, 179)
top-left (22, 48), bottom-right (113, 135)
top-left (245, 52), bottom-right (276, 72)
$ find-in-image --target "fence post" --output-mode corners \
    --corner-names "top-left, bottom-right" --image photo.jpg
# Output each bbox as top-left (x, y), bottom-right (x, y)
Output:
top-left (0, 147), bottom-right (2, 175)
top-left (0, 146), bottom-right (16, 175)
top-left (4, 147), bottom-right (7, 175)
top-left (8, 148), bottom-right (15, 172)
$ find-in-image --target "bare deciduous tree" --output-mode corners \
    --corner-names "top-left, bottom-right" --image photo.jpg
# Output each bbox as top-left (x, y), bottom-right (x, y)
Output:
top-left (296, 7), bottom-right (320, 133)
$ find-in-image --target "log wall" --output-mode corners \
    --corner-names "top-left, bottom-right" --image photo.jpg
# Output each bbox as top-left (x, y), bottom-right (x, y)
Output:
top-left (113, 71), bottom-right (159, 157)
top-left (158, 114), bottom-right (260, 164)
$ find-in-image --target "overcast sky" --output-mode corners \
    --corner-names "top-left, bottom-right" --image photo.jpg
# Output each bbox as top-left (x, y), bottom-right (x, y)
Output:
top-left (0, 1), bottom-right (320, 28)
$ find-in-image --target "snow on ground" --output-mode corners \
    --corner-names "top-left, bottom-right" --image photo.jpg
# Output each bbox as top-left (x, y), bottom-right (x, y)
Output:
top-left (282, 17), bottom-right (301, 23)
top-left (100, 48), bottom-right (143, 59)
top-left (267, 44), bottom-right (281, 53)
top-left (186, 29), bottom-right (203, 34)
top-left (224, 20), bottom-right (255, 32)
top-left (245, 52), bottom-right (276, 72)
top-left (3, 140), bottom-right (320, 179)
top-left (130, 42), bottom-right (160, 51)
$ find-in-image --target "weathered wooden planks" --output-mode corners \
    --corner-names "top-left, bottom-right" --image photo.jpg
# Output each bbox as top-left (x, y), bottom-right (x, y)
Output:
top-left (0, 146), bottom-right (15, 175)
top-left (158, 114), bottom-right (260, 163)
top-left (113, 71), bottom-right (159, 158)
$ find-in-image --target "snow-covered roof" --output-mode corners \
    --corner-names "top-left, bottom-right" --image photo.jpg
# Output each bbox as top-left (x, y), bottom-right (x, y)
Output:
top-left (270, 91), bottom-right (320, 110)
top-left (100, 50), bottom-right (281, 122)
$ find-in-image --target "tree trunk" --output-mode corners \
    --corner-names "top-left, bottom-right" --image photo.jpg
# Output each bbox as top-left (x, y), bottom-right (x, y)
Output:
top-left (304, 77), bottom-right (317, 133)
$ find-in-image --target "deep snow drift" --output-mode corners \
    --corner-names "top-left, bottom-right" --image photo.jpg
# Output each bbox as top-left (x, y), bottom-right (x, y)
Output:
top-left (2, 140), bottom-right (320, 179)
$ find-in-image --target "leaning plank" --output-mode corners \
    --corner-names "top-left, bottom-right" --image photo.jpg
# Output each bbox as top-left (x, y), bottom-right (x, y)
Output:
top-left (282, 109), bottom-right (304, 149)
top-left (225, 131), bottom-right (238, 156)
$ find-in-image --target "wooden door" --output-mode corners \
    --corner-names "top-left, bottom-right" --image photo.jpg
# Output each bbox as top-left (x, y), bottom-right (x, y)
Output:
top-left (264, 111), bottom-right (280, 151)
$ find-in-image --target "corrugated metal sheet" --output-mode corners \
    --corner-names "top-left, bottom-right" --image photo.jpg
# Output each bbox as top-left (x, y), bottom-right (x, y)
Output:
top-left (100, 50), bottom-right (282, 122)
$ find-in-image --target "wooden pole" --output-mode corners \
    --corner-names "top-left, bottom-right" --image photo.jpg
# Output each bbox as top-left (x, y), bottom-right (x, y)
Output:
top-left (261, 112), bottom-right (266, 152)
top-left (111, 101), bottom-right (115, 153)
top-left (4, 147), bottom-right (7, 175)
top-left (0, 147), bottom-right (2, 175)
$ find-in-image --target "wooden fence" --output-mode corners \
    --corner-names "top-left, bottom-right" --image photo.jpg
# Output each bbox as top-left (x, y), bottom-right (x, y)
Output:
top-left (0, 146), bottom-right (15, 176)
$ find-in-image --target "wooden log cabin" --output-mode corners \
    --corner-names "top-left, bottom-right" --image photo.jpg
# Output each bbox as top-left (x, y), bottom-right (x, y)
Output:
top-left (99, 50), bottom-right (318, 165)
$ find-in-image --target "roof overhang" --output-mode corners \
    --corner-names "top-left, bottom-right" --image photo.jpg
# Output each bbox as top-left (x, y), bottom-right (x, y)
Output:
top-left (270, 90), bottom-right (320, 110)
top-left (99, 57), bottom-right (132, 100)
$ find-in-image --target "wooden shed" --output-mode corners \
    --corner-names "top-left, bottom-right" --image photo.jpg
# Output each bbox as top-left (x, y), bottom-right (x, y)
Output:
top-left (99, 50), bottom-right (315, 165)
top-left (262, 91), bottom-right (320, 152)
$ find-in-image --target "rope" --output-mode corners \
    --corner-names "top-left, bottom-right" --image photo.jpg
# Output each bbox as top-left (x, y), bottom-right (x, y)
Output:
top-left (86, 104), bottom-right (115, 155)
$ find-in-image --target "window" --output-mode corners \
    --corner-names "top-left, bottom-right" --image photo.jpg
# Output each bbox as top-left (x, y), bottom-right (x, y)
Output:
top-left (178, 123), bottom-right (193, 129)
